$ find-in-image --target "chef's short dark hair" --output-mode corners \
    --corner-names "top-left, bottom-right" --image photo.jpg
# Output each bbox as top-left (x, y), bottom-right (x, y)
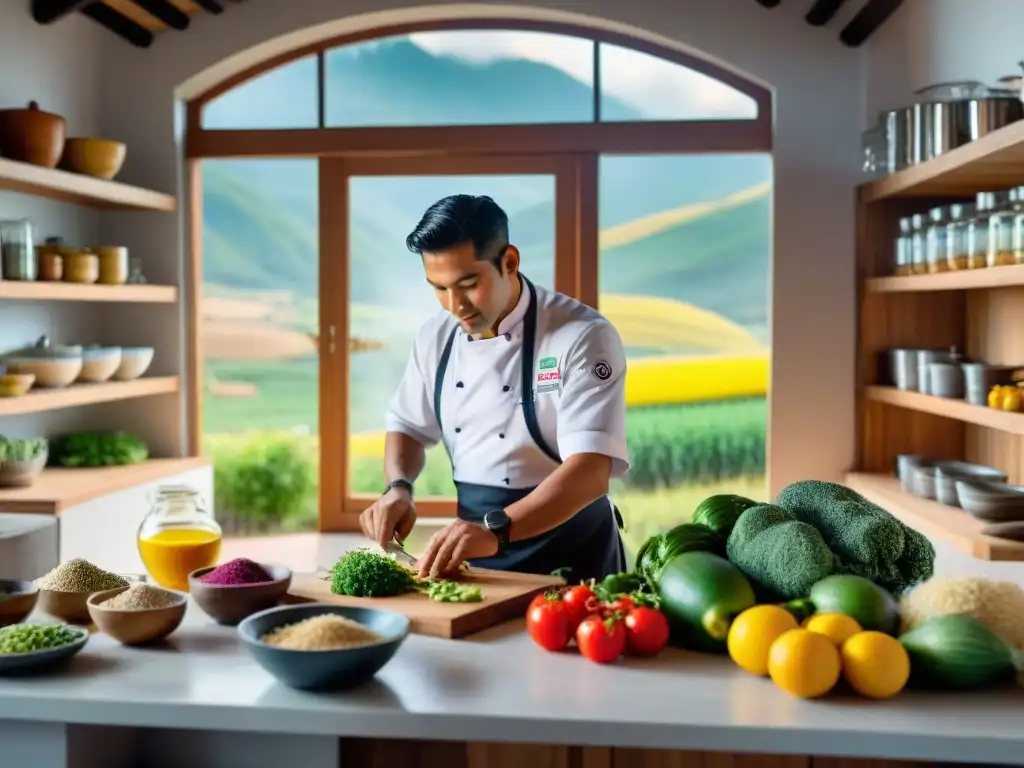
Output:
top-left (406, 194), bottom-right (509, 267)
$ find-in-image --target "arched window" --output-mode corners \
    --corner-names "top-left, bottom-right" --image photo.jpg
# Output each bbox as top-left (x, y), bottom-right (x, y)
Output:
top-left (188, 21), bottom-right (772, 550)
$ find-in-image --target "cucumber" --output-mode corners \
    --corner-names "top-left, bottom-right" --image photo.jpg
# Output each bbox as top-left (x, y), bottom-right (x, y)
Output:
top-left (692, 494), bottom-right (759, 537)
top-left (788, 574), bottom-right (901, 635)
top-left (656, 550), bottom-right (756, 654)
top-left (636, 523), bottom-right (723, 582)
top-left (899, 614), bottom-right (1023, 690)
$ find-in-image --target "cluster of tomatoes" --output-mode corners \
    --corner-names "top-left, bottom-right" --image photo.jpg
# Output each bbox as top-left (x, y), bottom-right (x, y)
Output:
top-left (526, 583), bottom-right (670, 664)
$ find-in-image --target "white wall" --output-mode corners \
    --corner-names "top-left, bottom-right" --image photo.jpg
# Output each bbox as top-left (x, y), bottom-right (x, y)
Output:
top-left (865, 0), bottom-right (1024, 119)
top-left (0, 9), bottom-right (106, 442)
top-left (95, 0), bottom-right (868, 495)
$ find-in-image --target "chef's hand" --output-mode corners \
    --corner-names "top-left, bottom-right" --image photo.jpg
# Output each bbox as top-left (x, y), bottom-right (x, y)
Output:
top-left (417, 519), bottom-right (498, 579)
top-left (359, 487), bottom-right (416, 549)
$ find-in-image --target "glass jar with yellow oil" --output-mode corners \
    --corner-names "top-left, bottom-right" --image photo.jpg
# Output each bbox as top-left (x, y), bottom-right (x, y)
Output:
top-left (137, 485), bottom-right (222, 591)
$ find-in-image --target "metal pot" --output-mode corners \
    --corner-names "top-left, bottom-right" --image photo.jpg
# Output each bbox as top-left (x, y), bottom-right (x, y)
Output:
top-left (881, 107), bottom-right (912, 172)
top-left (926, 95), bottom-right (1024, 158)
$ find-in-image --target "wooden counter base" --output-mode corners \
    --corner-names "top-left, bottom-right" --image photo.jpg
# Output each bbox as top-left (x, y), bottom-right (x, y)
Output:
top-left (340, 739), bottom-right (993, 767)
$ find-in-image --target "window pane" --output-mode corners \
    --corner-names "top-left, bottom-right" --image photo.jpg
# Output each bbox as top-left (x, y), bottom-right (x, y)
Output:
top-left (598, 44), bottom-right (757, 121)
top-left (202, 55), bottom-right (319, 129)
top-left (598, 154), bottom-right (772, 559)
top-left (325, 30), bottom-right (594, 127)
top-left (201, 159), bottom-right (319, 533)
top-left (347, 176), bottom-right (556, 496)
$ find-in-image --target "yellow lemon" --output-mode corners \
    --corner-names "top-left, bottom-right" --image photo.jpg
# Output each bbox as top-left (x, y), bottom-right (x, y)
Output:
top-left (727, 605), bottom-right (799, 676)
top-left (767, 628), bottom-right (841, 699)
top-left (841, 631), bottom-right (910, 699)
top-left (805, 613), bottom-right (863, 647)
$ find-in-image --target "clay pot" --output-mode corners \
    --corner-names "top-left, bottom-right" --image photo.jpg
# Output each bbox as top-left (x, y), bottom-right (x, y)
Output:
top-left (0, 101), bottom-right (66, 168)
top-left (61, 138), bottom-right (126, 180)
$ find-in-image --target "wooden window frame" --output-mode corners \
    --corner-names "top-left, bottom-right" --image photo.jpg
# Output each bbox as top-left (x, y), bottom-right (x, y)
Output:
top-left (183, 18), bottom-right (773, 532)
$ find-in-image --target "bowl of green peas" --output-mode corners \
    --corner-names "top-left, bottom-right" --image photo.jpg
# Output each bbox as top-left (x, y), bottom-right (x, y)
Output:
top-left (0, 622), bottom-right (89, 675)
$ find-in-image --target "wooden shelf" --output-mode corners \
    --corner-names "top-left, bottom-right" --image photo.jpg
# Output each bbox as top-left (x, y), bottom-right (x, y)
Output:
top-left (0, 376), bottom-right (178, 417)
top-left (860, 120), bottom-right (1024, 203)
top-left (866, 265), bottom-right (1024, 293)
top-left (0, 157), bottom-right (175, 212)
top-left (865, 386), bottom-right (1024, 435)
top-left (0, 281), bottom-right (177, 303)
top-left (0, 457), bottom-right (210, 515)
top-left (845, 473), bottom-right (1024, 561)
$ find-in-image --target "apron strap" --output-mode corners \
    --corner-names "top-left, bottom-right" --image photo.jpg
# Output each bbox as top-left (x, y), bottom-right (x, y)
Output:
top-left (519, 276), bottom-right (562, 465)
top-left (433, 325), bottom-right (458, 435)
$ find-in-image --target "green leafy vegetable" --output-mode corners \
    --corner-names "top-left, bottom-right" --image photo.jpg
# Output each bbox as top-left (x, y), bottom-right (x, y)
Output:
top-left (327, 549), bottom-right (485, 603)
top-left (50, 431), bottom-right (148, 467)
top-left (0, 436), bottom-right (47, 462)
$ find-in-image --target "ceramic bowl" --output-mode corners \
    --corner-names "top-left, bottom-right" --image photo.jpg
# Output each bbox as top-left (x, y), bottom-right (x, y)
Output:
top-left (60, 138), bottom-right (126, 180)
top-left (0, 580), bottom-right (39, 627)
top-left (36, 589), bottom-right (95, 625)
top-left (934, 460), bottom-right (1008, 507)
top-left (5, 357), bottom-right (82, 388)
top-left (188, 564), bottom-right (292, 626)
top-left (111, 347), bottom-right (153, 381)
top-left (0, 451), bottom-right (48, 489)
top-left (87, 586), bottom-right (188, 645)
top-left (910, 464), bottom-right (938, 500)
top-left (0, 625), bottom-right (89, 677)
top-left (77, 347), bottom-right (122, 383)
top-left (0, 373), bottom-right (34, 397)
top-left (238, 603), bottom-right (409, 692)
top-left (955, 480), bottom-right (1024, 522)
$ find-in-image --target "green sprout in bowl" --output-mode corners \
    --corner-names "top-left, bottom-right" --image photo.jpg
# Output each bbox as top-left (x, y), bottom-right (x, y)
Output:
top-left (0, 436), bottom-right (48, 463)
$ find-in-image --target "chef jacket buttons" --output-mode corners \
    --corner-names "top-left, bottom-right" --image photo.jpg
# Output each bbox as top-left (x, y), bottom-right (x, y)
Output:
top-left (499, 433), bottom-right (505, 439)
top-left (456, 381), bottom-right (464, 388)
top-left (504, 332), bottom-right (512, 341)
top-left (502, 385), bottom-right (511, 392)
top-left (503, 477), bottom-right (509, 485)
top-left (455, 427), bottom-right (462, 434)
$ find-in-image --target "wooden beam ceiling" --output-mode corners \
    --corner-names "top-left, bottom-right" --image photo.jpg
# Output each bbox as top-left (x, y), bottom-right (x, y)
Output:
top-left (754, 0), bottom-right (905, 46)
top-left (31, 0), bottom-right (230, 47)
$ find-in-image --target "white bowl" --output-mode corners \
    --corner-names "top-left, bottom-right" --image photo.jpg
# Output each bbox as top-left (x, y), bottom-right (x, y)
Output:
top-left (77, 347), bottom-right (122, 383)
top-left (112, 347), bottom-right (153, 381)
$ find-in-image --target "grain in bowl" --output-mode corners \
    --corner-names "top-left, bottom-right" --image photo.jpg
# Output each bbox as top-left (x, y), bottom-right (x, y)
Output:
top-left (259, 613), bottom-right (383, 651)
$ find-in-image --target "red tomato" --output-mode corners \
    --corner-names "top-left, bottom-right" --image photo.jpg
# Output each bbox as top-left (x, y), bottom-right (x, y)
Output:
top-left (575, 615), bottom-right (627, 664)
top-left (624, 607), bottom-right (670, 656)
top-left (529, 588), bottom-right (564, 613)
top-left (561, 585), bottom-right (597, 628)
top-left (526, 597), bottom-right (574, 652)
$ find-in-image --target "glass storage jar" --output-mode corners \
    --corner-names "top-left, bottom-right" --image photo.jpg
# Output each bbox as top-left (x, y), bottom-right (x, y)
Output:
top-left (909, 213), bottom-right (927, 275)
top-left (0, 219), bottom-right (36, 281)
top-left (894, 217), bottom-right (913, 275)
top-left (988, 189), bottom-right (1017, 267)
top-left (137, 485), bottom-right (222, 591)
top-left (925, 206), bottom-right (951, 273)
top-left (1012, 186), bottom-right (1024, 265)
top-left (967, 193), bottom-right (994, 269)
top-left (946, 203), bottom-right (972, 271)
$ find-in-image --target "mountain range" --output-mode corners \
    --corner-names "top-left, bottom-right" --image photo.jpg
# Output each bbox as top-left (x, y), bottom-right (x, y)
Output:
top-left (200, 37), bottom-right (771, 330)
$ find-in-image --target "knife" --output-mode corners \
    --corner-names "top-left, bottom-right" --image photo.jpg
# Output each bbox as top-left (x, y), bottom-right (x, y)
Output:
top-left (385, 539), bottom-right (417, 566)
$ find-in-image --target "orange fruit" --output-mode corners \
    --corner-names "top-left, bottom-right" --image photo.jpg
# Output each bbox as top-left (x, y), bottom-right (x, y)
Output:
top-left (767, 628), bottom-right (841, 699)
top-left (841, 631), bottom-right (910, 699)
top-left (727, 605), bottom-right (799, 676)
top-left (805, 613), bottom-right (863, 647)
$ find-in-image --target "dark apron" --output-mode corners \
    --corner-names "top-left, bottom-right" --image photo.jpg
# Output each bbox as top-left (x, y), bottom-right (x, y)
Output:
top-left (433, 276), bottom-right (625, 584)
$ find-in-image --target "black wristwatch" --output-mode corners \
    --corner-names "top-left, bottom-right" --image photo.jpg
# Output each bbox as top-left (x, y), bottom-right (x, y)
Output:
top-left (385, 478), bottom-right (413, 497)
top-left (483, 509), bottom-right (512, 555)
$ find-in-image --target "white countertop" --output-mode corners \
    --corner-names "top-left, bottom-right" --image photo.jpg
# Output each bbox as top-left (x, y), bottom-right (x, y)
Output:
top-left (0, 603), bottom-right (1022, 765)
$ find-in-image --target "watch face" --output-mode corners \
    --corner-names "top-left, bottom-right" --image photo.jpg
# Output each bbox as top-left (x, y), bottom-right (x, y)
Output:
top-left (484, 510), bottom-right (510, 531)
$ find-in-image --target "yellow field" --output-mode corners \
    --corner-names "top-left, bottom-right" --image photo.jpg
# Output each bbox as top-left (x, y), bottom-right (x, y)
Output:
top-left (599, 294), bottom-right (763, 354)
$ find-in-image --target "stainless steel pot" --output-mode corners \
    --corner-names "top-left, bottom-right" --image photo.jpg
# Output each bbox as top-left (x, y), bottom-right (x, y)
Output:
top-left (927, 95), bottom-right (1024, 158)
top-left (882, 107), bottom-right (912, 172)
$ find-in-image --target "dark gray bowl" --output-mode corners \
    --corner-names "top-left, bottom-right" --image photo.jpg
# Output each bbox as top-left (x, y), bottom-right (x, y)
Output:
top-left (237, 603), bottom-right (409, 692)
top-left (0, 625), bottom-right (88, 676)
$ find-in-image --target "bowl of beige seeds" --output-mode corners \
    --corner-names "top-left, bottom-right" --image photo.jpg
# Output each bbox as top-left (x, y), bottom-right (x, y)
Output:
top-left (35, 558), bottom-right (129, 624)
top-left (88, 583), bottom-right (188, 645)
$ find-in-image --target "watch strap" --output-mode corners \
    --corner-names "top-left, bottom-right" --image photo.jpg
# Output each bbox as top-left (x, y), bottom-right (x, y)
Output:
top-left (385, 478), bottom-right (413, 497)
top-left (484, 509), bottom-right (512, 555)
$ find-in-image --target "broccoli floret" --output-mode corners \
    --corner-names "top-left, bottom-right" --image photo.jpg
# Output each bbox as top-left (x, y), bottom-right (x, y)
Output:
top-left (725, 504), bottom-right (842, 601)
top-left (329, 550), bottom-right (416, 597)
top-left (775, 480), bottom-right (935, 596)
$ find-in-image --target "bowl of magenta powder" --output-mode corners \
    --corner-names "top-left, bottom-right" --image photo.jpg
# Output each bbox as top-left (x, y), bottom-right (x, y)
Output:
top-left (188, 558), bottom-right (292, 626)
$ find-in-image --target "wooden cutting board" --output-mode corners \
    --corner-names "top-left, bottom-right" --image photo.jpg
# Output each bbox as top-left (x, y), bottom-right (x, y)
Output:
top-left (284, 568), bottom-right (564, 639)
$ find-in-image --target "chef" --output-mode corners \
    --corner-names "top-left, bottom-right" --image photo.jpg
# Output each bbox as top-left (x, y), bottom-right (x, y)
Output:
top-left (359, 193), bottom-right (629, 582)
